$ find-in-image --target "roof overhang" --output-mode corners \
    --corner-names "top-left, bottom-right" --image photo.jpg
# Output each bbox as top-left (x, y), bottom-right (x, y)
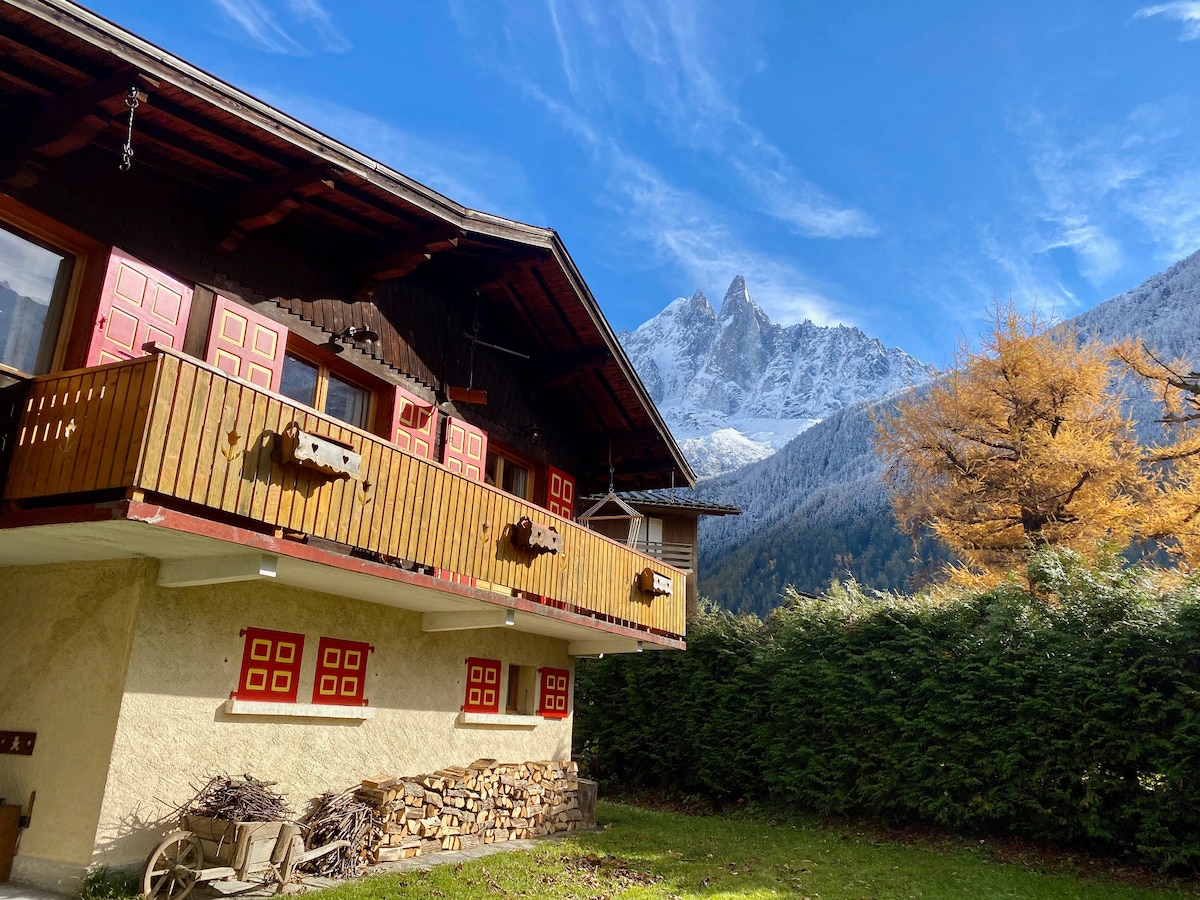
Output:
top-left (0, 0), bottom-right (695, 490)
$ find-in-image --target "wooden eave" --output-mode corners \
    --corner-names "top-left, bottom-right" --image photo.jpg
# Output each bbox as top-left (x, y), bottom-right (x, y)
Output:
top-left (0, 0), bottom-right (695, 490)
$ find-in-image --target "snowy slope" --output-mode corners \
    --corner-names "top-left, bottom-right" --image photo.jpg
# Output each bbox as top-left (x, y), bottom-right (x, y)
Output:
top-left (619, 276), bottom-right (936, 477)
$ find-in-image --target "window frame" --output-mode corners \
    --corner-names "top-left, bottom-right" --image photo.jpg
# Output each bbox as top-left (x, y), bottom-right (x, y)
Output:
top-left (0, 196), bottom-right (102, 378)
top-left (278, 338), bottom-right (381, 433)
top-left (485, 445), bottom-right (535, 501)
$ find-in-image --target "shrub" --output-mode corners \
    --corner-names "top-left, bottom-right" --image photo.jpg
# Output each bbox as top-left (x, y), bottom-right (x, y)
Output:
top-left (573, 549), bottom-right (1200, 870)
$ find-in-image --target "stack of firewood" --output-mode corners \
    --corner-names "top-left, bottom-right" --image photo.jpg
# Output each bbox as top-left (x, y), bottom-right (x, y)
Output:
top-left (355, 758), bottom-right (582, 862)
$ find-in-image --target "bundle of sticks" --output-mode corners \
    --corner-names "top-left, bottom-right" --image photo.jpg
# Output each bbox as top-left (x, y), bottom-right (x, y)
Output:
top-left (298, 789), bottom-right (381, 878)
top-left (177, 774), bottom-right (292, 823)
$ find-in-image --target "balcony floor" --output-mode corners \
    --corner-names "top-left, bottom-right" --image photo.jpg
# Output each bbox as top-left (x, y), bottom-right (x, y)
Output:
top-left (0, 499), bottom-right (682, 653)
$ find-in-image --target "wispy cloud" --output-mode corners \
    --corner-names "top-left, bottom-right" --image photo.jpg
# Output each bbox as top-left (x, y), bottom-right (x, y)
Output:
top-left (1135, 2), bottom-right (1200, 40)
top-left (211, 0), bottom-right (349, 54)
top-left (731, 157), bottom-right (879, 239)
top-left (288, 0), bottom-right (351, 52)
top-left (528, 85), bottom-right (846, 326)
top-left (452, 0), bottom-right (875, 245)
top-left (1009, 98), bottom-right (1200, 283)
top-left (446, 0), bottom-right (866, 325)
top-left (212, 0), bottom-right (302, 54)
top-left (255, 91), bottom-right (536, 220)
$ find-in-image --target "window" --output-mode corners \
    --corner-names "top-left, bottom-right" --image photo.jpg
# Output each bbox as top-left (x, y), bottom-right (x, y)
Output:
top-left (312, 637), bottom-right (372, 707)
top-left (485, 450), bottom-right (532, 499)
top-left (463, 657), bottom-right (502, 713)
top-left (505, 664), bottom-right (534, 714)
top-left (234, 627), bottom-right (305, 703)
top-left (537, 667), bottom-right (571, 719)
top-left (0, 222), bottom-right (74, 376)
top-left (279, 349), bottom-right (372, 430)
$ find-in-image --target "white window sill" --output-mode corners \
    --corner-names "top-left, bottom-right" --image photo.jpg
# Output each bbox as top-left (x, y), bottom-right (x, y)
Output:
top-left (224, 699), bottom-right (376, 719)
top-left (457, 711), bottom-right (541, 728)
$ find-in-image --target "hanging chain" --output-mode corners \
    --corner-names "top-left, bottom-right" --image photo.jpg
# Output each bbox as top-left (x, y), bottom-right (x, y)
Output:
top-left (119, 86), bottom-right (141, 171)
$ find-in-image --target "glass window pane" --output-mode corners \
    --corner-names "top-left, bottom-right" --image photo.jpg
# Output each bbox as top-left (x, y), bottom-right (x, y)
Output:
top-left (503, 461), bottom-right (530, 499)
top-left (0, 225), bottom-right (73, 375)
top-left (326, 372), bottom-right (370, 429)
top-left (279, 353), bottom-right (318, 407)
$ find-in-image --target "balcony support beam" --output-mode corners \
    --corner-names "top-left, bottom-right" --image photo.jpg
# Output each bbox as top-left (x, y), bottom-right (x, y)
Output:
top-left (157, 553), bottom-right (278, 587)
top-left (422, 609), bottom-right (515, 632)
top-left (568, 638), bottom-right (644, 657)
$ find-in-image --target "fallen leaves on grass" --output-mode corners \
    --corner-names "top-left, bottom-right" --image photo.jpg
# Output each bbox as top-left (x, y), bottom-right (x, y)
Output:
top-left (545, 852), bottom-right (662, 896)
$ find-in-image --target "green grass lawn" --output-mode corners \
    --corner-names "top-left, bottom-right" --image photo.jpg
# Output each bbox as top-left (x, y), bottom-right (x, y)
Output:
top-left (309, 801), bottom-right (1200, 900)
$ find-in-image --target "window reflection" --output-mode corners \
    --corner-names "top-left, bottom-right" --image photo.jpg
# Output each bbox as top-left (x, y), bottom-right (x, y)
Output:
top-left (0, 224), bottom-right (73, 375)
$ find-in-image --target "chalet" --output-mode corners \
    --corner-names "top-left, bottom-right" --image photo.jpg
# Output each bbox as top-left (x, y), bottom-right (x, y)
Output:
top-left (0, 0), bottom-right (703, 889)
top-left (580, 490), bottom-right (740, 617)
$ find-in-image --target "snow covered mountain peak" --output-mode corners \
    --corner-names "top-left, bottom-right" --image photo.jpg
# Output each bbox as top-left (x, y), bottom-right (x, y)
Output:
top-left (619, 275), bottom-right (936, 478)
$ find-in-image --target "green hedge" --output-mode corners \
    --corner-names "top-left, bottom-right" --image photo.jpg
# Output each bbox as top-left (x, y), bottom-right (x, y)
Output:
top-left (573, 549), bottom-right (1200, 870)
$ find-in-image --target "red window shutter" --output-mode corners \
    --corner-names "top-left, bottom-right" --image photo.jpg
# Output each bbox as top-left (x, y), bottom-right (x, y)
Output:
top-left (87, 248), bottom-right (193, 366)
top-left (463, 657), bottom-right (502, 713)
top-left (545, 466), bottom-right (575, 518)
top-left (234, 627), bottom-right (305, 703)
top-left (311, 637), bottom-right (372, 706)
top-left (391, 385), bottom-right (436, 459)
top-left (443, 416), bottom-right (487, 482)
top-left (205, 295), bottom-right (287, 391)
top-left (537, 667), bottom-right (571, 719)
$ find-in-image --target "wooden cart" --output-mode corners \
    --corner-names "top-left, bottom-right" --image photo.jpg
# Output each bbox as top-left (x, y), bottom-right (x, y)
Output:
top-left (141, 815), bottom-right (348, 899)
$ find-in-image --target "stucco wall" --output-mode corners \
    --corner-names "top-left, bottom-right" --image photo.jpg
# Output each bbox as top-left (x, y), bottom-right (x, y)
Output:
top-left (93, 564), bottom-right (575, 870)
top-left (0, 559), bottom-right (149, 891)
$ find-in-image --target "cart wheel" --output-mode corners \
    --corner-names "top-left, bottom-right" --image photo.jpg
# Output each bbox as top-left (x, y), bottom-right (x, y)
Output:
top-left (141, 831), bottom-right (203, 900)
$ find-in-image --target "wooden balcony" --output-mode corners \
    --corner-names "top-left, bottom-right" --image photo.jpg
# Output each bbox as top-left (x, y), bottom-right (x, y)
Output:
top-left (4, 346), bottom-right (685, 639)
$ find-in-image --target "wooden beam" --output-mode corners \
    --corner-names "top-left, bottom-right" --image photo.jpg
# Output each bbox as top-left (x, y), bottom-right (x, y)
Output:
top-left (215, 164), bottom-right (341, 251)
top-left (568, 639), bottom-right (643, 657)
top-left (157, 553), bottom-right (278, 587)
top-left (421, 609), bottom-right (516, 632)
top-left (363, 226), bottom-right (466, 281)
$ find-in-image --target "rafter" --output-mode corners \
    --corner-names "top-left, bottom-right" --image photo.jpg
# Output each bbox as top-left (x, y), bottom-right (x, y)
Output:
top-left (1, 66), bottom-right (158, 185)
top-left (215, 164), bottom-right (342, 251)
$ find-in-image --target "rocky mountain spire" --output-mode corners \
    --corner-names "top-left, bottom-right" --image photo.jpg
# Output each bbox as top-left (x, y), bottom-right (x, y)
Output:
top-left (619, 276), bottom-right (936, 478)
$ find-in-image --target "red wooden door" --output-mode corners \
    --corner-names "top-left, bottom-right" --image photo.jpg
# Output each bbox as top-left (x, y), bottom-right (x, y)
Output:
top-left (205, 295), bottom-right (287, 391)
top-left (86, 248), bottom-right (193, 366)
top-left (443, 415), bottom-right (487, 482)
top-left (545, 466), bottom-right (576, 519)
top-left (391, 385), bottom-right (436, 460)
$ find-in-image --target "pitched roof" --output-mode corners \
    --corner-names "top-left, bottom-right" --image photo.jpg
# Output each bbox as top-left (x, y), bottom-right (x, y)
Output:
top-left (0, 0), bottom-right (695, 490)
top-left (582, 489), bottom-right (741, 517)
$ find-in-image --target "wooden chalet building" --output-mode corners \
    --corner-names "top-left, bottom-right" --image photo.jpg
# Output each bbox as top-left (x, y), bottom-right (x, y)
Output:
top-left (0, 0), bottom-right (700, 888)
top-left (581, 490), bottom-right (739, 617)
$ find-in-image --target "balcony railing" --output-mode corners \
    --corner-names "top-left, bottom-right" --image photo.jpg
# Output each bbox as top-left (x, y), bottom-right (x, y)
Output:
top-left (632, 540), bottom-right (694, 572)
top-left (5, 346), bottom-right (685, 637)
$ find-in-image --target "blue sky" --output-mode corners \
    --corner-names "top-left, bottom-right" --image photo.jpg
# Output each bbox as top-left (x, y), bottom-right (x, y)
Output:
top-left (87, 0), bottom-right (1200, 367)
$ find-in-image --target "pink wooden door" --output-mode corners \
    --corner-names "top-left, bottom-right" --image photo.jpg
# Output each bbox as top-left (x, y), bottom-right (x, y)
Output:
top-left (442, 416), bottom-right (487, 482)
top-left (391, 385), bottom-right (436, 459)
top-left (86, 248), bottom-right (193, 366)
top-left (205, 295), bottom-right (287, 391)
